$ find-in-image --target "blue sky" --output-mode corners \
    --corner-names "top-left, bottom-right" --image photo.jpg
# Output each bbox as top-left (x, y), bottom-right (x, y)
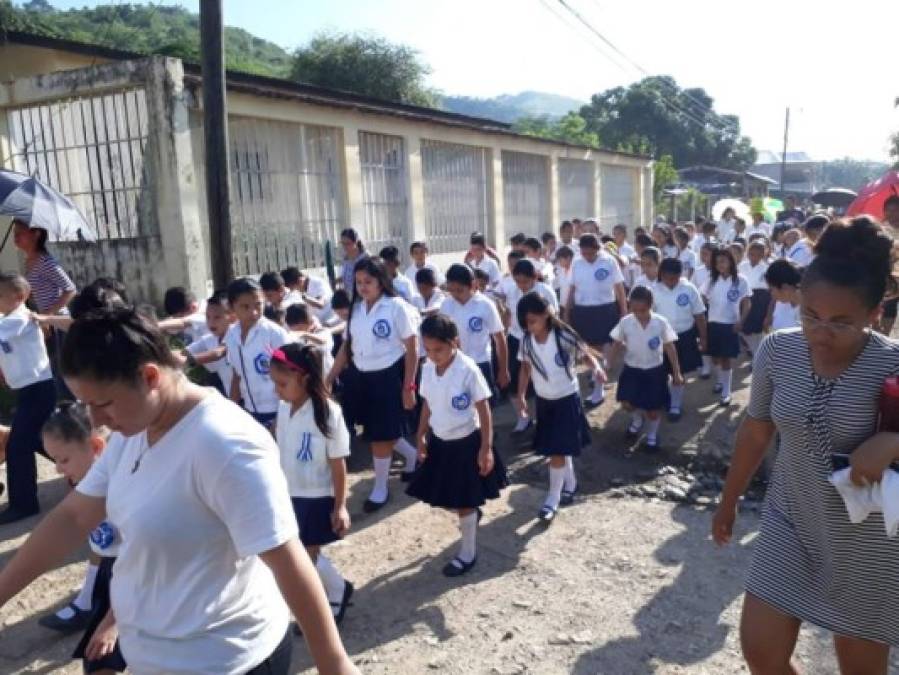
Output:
top-left (27, 0), bottom-right (899, 162)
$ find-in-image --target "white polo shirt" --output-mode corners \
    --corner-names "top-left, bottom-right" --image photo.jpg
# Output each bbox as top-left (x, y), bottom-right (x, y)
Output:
top-left (348, 295), bottom-right (418, 372)
top-left (692, 266), bottom-right (711, 294)
top-left (412, 290), bottom-right (446, 357)
top-left (224, 318), bottom-right (293, 414)
top-left (739, 260), bottom-right (770, 291)
top-left (517, 332), bottom-right (579, 400)
top-left (570, 252), bottom-right (624, 306)
top-left (187, 332), bottom-right (233, 391)
top-left (421, 351), bottom-right (492, 441)
top-left (392, 274), bottom-right (417, 303)
top-left (440, 292), bottom-right (504, 364)
top-left (632, 273), bottom-right (656, 291)
top-left (678, 248), bottom-right (698, 277)
top-left (0, 304), bottom-right (52, 389)
top-left (703, 276), bottom-right (751, 324)
top-left (772, 301), bottom-right (801, 330)
top-left (786, 240), bottom-right (814, 268)
top-left (469, 257), bottom-right (502, 287)
top-left (276, 398), bottom-right (350, 498)
top-left (404, 261), bottom-right (445, 287)
top-left (295, 328), bottom-right (335, 375)
top-left (610, 312), bottom-right (678, 370)
top-left (76, 397), bottom-right (297, 675)
top-left (507, 281), bottom-right (559, 340)
top-left (652, 280), bottom-right (706, 334)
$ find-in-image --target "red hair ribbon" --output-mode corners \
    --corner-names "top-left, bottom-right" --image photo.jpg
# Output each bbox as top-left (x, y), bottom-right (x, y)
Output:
top-left (270, 348), bottom-right (305, 373)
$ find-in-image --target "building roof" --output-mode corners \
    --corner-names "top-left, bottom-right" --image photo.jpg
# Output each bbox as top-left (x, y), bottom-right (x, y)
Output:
top-left (678, 165), bottom-right (777, 184)
top-left (1, 30), bottom-right (651, 160)
top-left (754, 150), bottom-right (815, 165)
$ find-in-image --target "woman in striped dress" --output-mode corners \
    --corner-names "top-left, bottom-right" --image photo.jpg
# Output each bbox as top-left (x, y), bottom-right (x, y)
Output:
top-left (713, 216), bottom-right (899, 674)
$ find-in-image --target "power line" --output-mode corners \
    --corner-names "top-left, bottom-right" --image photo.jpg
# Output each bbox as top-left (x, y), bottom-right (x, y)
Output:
top-left (537, 0), bottom-right (631, 76)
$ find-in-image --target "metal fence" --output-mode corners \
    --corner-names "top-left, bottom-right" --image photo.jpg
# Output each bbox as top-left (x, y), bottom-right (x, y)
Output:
top-left (501, 150), bottom-right (549, 237)
top-left (421, 139), bottom-right (489, 254)
top-left (359, 131), bottom-right (408, 255)
top-left (558, 158), bottom-right (594, 221)
top-left (600, 164), bottom-right (637, 228)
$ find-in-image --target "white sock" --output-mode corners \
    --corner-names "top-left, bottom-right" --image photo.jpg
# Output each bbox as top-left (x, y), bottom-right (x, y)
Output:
top-left (669, 384), bottom-right (684, 412)
top-left (646, 417), bottom-right (661, 442)
top-left (563, 457), bottom-right (577, 492)
top-left (629, 410), bottom-right (644, 432)
top-left (315, 554), bottom-right (346, 605)
top-left (701, 355), bottom-right (712, 375)
top-left (458, 512), bottom-right (478, 563)
top-left (63, 563), bottom-right (98, 615)
top-left (370, 456), bottom-right (391, 503)
top-left (716, 367), bottom-right (725, 386)
top-left (590, 382), bottom-right (604, 404)
top-left (395, 438), bottom-right (417, 472)
top-left (546, 465), bottom-right (565, 509)
top-left (721, 369), bottom-right (733, 399)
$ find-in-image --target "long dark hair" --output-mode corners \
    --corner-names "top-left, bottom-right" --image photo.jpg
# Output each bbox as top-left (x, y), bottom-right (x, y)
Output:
top-left (710, 247), bottom-right (739, 287)
top-left (271, 343), bottom-right (332, 437)
top-left (345, 256), bottom-right (397, 362)
top-left (516, 291), bottom-right (587, 381)
top-left (340, 228), bottom-right (365, 255)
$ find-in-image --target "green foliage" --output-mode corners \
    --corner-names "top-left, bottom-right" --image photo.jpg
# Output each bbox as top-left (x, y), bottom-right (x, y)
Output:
top-left (652, 154), bottom-right (678, 203)
top-left (290, 32), bottom-right (438, 107)
top-left (579, 76), bottom-right (757, 170)
top-left (818, 158), bottom-right (889, 191)
top-left (513, 112), bottom-right (599, 148)
top-left (442, 91), bottom-right (585, 123)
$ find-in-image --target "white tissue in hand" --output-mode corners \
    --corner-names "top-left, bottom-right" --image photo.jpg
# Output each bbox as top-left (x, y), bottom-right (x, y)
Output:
top-left (829, 467), bottom-right (899, 537)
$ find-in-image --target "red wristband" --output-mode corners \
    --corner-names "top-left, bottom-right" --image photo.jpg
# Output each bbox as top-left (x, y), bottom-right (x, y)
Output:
top-left (406, 382), bottom-right (417, 392)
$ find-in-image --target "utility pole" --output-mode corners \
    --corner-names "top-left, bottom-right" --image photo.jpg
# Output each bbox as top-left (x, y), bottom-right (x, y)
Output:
top-left (200, 0), bottom-right (233, 289)
top-left (779, 107), bottom-right (790, 198)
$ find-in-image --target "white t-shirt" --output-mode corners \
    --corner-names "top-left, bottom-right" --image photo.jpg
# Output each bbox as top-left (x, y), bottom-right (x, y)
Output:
top-left (224, 318), bottom-right (293, 415)
top-left (412, 290), bottom-right (446, 357)
top-left (632, 273), bottom-right (656, 291)
top-left (692, 266), bottom-right (711, 295)
top-left (469, 257), bottom-right (502, 287)
top-left (77, 397), bottom-right (297, 675)
top-left (739, 260), bottom-right (770, 291)
top-left (678, 248), bottom-right (698, 277)
top-left (88, 519), bottom-right (122, 557)
top-left (405, 261), bottom-right (445, 287)
top-left (690, 234), bottom-right (708, 253)
top-left (506, 281), bottom-right (559, 340)
top-left (786, 240), bottom-right (814, 268)
top-left (652, 280), bottom-right (706, 334)
top-left (570, 252), bottom-right (624, 306)
top-left (280, 290), bottom-right (305, 311)
top-left (618, 242), bottom-right (636, 261)
top-left (392, 274), bottom-right (417, 303)
top-left (0, 304), bottom-right (52, 389)
top-left (187, 332), bottom-right (233, 390)
top-left (556, 267), bottom-right (574, 308)
top-left (348, 295), bottom-right (418, 372)
top-left (421, 351), bottom-right (492, 441)
top-left (276, 398), bottom-right (350, 498)
top-left (440, 292), bottom-right (504, 364)
top-left (610, 312), bottom-right (678, 370)
top-left (182, 312), bottom-right (208, 345)
top-left (517, 331), bottom-right (579, 400)
top-left (295, 328), bottom-right (335, 375)
top-left (772, 301), bottom-right (801, 331)
top-left (703, 276), bottom-right (751, 324)
top-left (529, 257), bottom-right (555, 286)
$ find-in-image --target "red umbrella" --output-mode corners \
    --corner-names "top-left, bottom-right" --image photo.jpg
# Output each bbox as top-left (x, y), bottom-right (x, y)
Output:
top-left (846, 170), bottom-right (899, 220)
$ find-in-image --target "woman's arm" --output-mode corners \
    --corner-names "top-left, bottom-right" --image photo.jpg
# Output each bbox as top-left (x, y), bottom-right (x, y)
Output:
top-left (0, 492), bottom-right (106, 607)
top-left (402, 335), bottom-right (418, 411)
top-left (44, 289), bottom-right (76, 317)
top-left (260, 541), bottom-right (358, 675)
top-left (34, 314), bottom-right (73, 331)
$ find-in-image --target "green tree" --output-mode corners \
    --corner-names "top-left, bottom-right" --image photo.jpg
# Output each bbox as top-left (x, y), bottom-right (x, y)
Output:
top-left (513, 112), bottom-right (599, 147)
top-left (290, 32), bottom-right (437, 107)
top-left (580, 76), bottom-right (757, 170)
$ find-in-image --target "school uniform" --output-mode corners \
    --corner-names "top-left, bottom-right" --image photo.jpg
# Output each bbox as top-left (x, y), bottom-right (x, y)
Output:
top-left (703, 275), bottom-right (751, 358)
top-left (661, 244), bottom-right (679, 259)
top-left (569, 252), bottom-right (624, 345)
top-left (345, 294), bottom-right (418, 442)
top-left (745, 224), bottom-right (770, 240)
top-left (404, 261), bottom-right (445, 287)
top-left (785, 239), bottom-right (814, 268)
top-left (468, 256), bottom-right (502, 288)
top-left (187, 332), bottom-right (232, 396)
top-left (224, 318), bottom-right (293, 426)
top-left (392, 274), bottom-right (417, 304)
top-left (653, 280), bottom-right (706, 374)
top-left (690, 234), bottom-right (708, 254)
top-left (407, 352), bottom-right (507, 508)
top-left (505, 281), bottom-right (559, 394)
top-left (739, 260), bottom-right (771, 336)
top-left (692, 266), bottom-right (711, 296)
top-left (73, 518), bottom-right (127, 673)
top-left (517, 331), bottom-right (591, 456)
top-left (611, 312), bottom-right (678, 411)
top-left (678, 248), bottom-right (698, 278)
top-left (276, 398), bottom-right (350, 547)
top-left (296, 328), bottom-right (336, 376)
top-left (0, 304), bottom-right (56, 515)
top-left (772, 301), bottom-right (801, 331)
top-left (440, 292), bottom-right (504, 397)
top-left (631, 274), bottom-right (656, 291)
top-left (340, 252), bottom-right (369, 292)
top-left (529, 257), bottom-right (555, 286)
top-left (181, 311), bottom-right (208, 345)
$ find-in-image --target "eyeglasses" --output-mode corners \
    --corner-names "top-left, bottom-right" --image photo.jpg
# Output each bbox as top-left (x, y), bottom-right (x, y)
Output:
top-left (800, 314), bottom-right (864, 335)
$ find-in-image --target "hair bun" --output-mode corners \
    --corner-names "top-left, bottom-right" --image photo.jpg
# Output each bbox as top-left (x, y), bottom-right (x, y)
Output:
top-left (814, 217), bottom-right (892, 278)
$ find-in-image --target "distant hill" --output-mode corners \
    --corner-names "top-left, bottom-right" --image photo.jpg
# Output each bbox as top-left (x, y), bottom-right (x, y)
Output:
top-left (441, 91), bottom-right (585, 123)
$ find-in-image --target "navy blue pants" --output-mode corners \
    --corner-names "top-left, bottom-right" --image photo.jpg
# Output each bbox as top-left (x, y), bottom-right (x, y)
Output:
top-left (7, 379), bottom-right (56, 513)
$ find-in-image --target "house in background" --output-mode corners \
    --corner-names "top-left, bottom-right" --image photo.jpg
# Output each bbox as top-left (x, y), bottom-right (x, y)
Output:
top-left (752, 151), bottom-right (818, 198)
top-left (677, 165), bottom-right (776, 199)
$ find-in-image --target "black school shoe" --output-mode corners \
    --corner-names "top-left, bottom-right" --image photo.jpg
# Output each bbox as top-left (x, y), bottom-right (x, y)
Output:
top-left (38, 603), bottom-right (92, 633)
top-left (537, 505), bottom-right (557, 524)
top-left (559, 487), bottom-right (578, 507)
top-left (332, 581), bottom-right (355, 625)
top-left (362, 492), bottom-right (390, 513)
top-left (442, 557), bottom-right (477, 577)
top-left (400, 471), bottom-right (416, 483)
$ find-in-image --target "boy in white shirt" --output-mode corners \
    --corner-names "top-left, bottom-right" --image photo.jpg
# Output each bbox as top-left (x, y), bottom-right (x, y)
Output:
top-left (260, 271), bottom-right (305, 312)
top-left (158, 286), bottom-right (207, 345)
top-left (405, 241), bottom-right (445, 287)
top-left (465, 234), bottom-right (502, 289)
top-left (379, 246), bottom-right (417, 303)
top-left (281, 266), bottom-right (334, 324)
top-left (181, 291), bottom-right (234, 397)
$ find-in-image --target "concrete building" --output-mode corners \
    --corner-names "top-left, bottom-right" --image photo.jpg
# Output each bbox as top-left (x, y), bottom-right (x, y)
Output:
top-left (752, 150), bottom-right (818, 198)
top-left (0, 31), bottom-right (653, 305)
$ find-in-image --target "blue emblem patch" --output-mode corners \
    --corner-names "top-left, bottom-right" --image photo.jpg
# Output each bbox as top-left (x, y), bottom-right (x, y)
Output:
top-left (726, 288), bottom-right (740, 302)
top-left (676, 293), bottom-right (690, 307)
top-left (468, 316), bottom-right (484, 332)
top-left (254, 352), bottom-right (270, 375)
top-left (594, 267), bottom-right (610, 281)
top-left (372, 319), bottom-right (391, 338)
top-left (451, 393), bottom-right (471, 410)
top-left (90, 522), bottom-right (116, 550)
top-left (648, 336), bottom-right (661, 350)
top-left (296, 432), bottom-right (313, 462)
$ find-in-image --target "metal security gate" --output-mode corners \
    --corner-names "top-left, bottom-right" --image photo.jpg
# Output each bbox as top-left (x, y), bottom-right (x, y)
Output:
top-left (558, 158), bottom-right (594, 221)
top-left (600, 165), bottom-right (637, 228)
top-left (421, 140), bottom-right (488, 254)
top-left (502, 150), bottom-right (549, 237)
top-left (227, 117), bottom-right (345, 276)
top-left (359, 131), bottom-right (408, 254)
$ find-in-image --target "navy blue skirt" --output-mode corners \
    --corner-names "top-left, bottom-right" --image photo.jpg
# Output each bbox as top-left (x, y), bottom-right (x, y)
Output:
top-left (406, 430), bottom-right (507, 509)
top-left (665, 326), bottom-right (703, 374)
top-left (351, 358), bottom-right (409, 442)
top-left (533, 393), bottom-right (592, 456)
top-left (707, 322), bottom-right (740, 358)
top-left (617, 364), bottom-right (670, 411)
top-left (73, 556), bottom-right (127, 673)
top-left (292, 496), bottom-right (340, 547)
top-left (742, 289), bottom-right (771, 335)
top-left (570, 302), bottom-right (619, 345)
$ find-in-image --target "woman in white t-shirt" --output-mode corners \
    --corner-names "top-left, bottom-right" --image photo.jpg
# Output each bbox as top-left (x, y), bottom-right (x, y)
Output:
top-left (0, 307), bottom-right (356, 675)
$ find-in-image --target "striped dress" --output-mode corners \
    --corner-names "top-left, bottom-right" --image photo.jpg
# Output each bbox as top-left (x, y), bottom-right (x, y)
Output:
top-left (746, 328), bottom-right (899, 645)
top-left (25, 254), bottom-right (75, 313)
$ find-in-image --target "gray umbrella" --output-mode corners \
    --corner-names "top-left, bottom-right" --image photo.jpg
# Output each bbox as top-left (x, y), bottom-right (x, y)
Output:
top-left (811, 188), bottom-right (858, 208)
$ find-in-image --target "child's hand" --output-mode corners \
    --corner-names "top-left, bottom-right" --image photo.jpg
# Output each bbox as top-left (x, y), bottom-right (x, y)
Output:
top-left (331, 505), bottom-right (351, 536)
top-left (672, 372), bottom-right (685, 387)
top-left (85, 622), bottom-right (118, 661)
top-left (477, 447), bottom-right (494, 476)
top-left (733, 322), bottom-right (742, 334)
top-left (417, 437), bottom-right (428, 462)
top-left (402, 388), bottom-right (416, 411)
top-left (496, 369), bottom-right (511, 390)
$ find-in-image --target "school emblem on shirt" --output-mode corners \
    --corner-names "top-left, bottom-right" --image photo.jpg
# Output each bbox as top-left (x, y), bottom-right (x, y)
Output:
top-left (254, 352), bottom-right (271, 375)
top-left (676, 293), bottom-right (690, 307)
top-left (555, 351), bottom-right (570, 367)
top-left (0, 340), bottom-right (10, 354)
top-left (451, 393), bottom-right (471, 410)
top-left (726, 288), bottom-right (740, 302)
top-left (372, 319), bottom-right (391, 339)
top-left (468, 316), bottom-right (484, 332)
top-left (297, 432), bottom-right (313, 462)
top-left (594, 267), bottom-right (610, 281)
top-left (648, 336), bottom-right (661, 350)
top-left (90, 522), bottom-right (116, 550)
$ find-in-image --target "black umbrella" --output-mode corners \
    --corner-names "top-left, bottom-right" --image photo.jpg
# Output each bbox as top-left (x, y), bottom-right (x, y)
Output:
top-left (811, 188), bottom-right (858, 208)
